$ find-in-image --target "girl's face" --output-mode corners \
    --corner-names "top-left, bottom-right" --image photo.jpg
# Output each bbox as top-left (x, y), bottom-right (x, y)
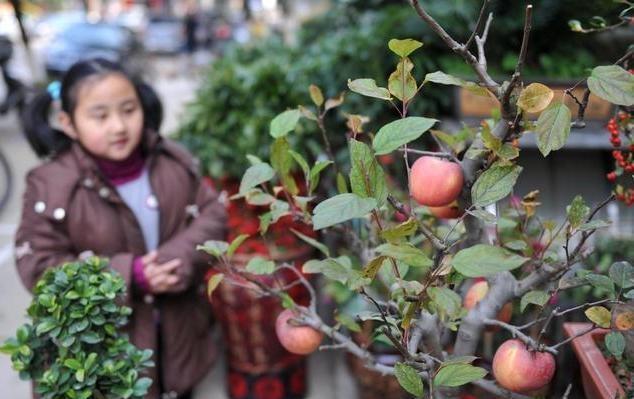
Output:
top-left (60, 73), bottom-right (144, 161)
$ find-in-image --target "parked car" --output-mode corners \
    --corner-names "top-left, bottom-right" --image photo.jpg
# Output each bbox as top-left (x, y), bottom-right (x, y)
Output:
top-left (32, 10), bottom-right (86, 44)
top-left (142, 15), bottom-right (183, 54)
top-left (44, 22), bottom-right (145, 77)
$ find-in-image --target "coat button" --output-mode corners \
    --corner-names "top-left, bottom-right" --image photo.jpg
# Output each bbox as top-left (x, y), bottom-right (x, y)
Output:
top-left (146, 194), bottom-right (159, 209)
top-left (143, 294), bottom-right (154, 304)
top-left (82, 178), bottom-right (95, 188)
top-left (34, 201), bottom-right (46, 213)
top-left (168, 392), bottom-right (178, 399)
top-left (98, 187), bottom-right (111, 198)
top-left (53, 208), bottom-right (66, 221)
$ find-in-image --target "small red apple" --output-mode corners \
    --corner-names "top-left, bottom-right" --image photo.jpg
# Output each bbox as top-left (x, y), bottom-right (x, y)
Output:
top-left (428, 201), bottom-right (464, 219)
top-left (463, 281), bottom-right (513, 324)
top-left (492, 339), bottom-right (556, 393)
top-left (275, 309), bottom-right (324, 355)
top-left (409, 156), bottom-right (464, 207)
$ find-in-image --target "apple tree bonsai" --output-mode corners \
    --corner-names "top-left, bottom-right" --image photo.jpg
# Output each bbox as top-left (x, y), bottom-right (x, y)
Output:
top-left (199, 1), bottom-right (634, 397)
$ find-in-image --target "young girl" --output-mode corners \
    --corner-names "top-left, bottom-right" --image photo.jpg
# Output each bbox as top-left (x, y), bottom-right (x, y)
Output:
top-left (15, 58), bottom-right (227, 399)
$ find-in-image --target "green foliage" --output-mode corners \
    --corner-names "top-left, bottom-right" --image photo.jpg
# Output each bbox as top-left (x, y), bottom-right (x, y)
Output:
top-left (0, 258), bottom-right (153, 399)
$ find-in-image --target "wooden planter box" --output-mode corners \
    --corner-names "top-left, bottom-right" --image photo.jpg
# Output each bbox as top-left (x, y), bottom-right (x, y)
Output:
top-left (563, 323), bottom-right (626, 399)
top-left (456, 82), bottom-right (613, 121)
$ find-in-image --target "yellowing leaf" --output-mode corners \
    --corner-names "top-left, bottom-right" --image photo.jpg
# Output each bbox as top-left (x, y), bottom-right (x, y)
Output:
top-left (206, 273), bottom-right (224, 300)
top-left (585, 306), bottom-right (611, 328)
top-left (309, 84), bottom-right (324, 107)
top-left (517, 83), bottom-right (554, 113)
top-left (614, 311), bottom-right (634, 331)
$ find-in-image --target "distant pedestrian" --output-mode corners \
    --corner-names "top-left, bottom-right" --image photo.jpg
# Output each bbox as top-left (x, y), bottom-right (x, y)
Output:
top-left (184, 2), bottom-right (198, 55)
top-left (17, 58), bottom-right (227, 399)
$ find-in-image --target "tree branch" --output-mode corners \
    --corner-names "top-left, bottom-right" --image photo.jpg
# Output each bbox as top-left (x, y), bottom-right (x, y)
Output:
top-left (474, 13), bottom-right (493, 67)
top-left (408, 0), bottom-right (500, 94)
top-left (465, 0), bottom-right (490, 50)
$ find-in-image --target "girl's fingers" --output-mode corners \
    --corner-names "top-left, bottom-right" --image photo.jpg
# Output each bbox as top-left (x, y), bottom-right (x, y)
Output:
top-left (141, 250), bottom-right (158, 265)
top-left (155, 258), bottom-right (182, 274)
top-left (149, 273), bottom-right (180, 294)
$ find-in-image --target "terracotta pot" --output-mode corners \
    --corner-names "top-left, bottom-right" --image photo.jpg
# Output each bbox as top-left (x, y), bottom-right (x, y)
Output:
top-left (563, 323), bottom-right (626, 399)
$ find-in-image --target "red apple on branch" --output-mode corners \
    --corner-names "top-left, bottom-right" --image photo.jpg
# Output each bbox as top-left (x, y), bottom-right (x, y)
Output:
top-left (463, 281), bottom-right (513, 324)
top-left (492, 339), bottom-right (556, 393)
top-left (275, 309), bottom-right (324, 355)
top-left (409, 156), bottom-right (464, 207)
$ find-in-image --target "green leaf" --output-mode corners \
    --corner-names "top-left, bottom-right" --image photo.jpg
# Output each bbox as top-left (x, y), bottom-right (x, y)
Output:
top-left (35, 320), bottom-right (57, 336)
top-left (207, 273), bottom-right (225, 300)
top-left (375, 243), bottom-right (433, 269)
top-left (624, 289), bottom-right (634, 299)
top-left (349, 139), bottom-right (387, 206)
top-left (567, 196), bottom-right (589, 230)
top-left (227, 234), bottom-right (250, 259)
top-left (289, 150), bottom-right (310, 176)
top-left (605, 331), bottom-right (625, 360)
top-left (312, 194), bottom-right (376, 230)
top-left (517, 83), bottom-right (554, 113)
top-left (424, 71), bottom-right (464, 86)
top-left (585, 274), bottom-right (616, 296)
top-left (388, 38), bottom-right (423, 57)
top-left (291, 229), bottom-right (329, 257)
top-left (80, 332), bottom-right (101, 344)
top-left (335, 313), bottom-right (361, 332)
top-left (270, 109), bottom-right (301, 138)
top-left (197, 240), bottom-right (229, 258)
top-left (309, 160), bottom-right (333, 194)
top-left (309, 84), bottom-right (324, 107)
top-left (427, 287), bottom-right (462, 318)
top-left (246, 256), bottom-right (276, 275)
top-left (75, 369), bottom-right (85, 383)
top-left (245, 189), bottom-right (275, 206)
top-left (373, 117), bottom-right (438, 155)
top-left (303, 258), bottom-right (351, 284)
top-left (578, 220), bottom-right (611, 231)
top-left (587, 65), bottom-right (634, 106)
top-left (64, 359), bottom-right (82, 370)
top-left (452, 244), bottom-right (529, 277)
top-left (394, 362), bottom-right (424, 397)
top-left (497, 143), bottom-right (520, 161)
top-left (471, 163), bottom-right (523, 207)
top-left (380, 218), bottom-right (419, 243)
top-left (481, 123), bottom-right (501, 152)
top-left (388, 58), bottom-right (417, 102)
top-left (133, 377), bottom-right (153, 396)
top-left (535, 102), bottom-right (571, 157)
top-left (347, 78), bottom-right (392, 100)
top-left (520, 290), bottom-right (550, 312)
top-left (271, 137), bottom-right (298, 195)
top-left (505, 240), bottom-right (528, 251)
top-left (336, 172), bottom-right (348, 193)
top-left (609, 261), bottom-right (634, 289)
top-left (433, 364), bottom-right (487, 387)
top-left (466, 208), bottom-right (497, 224)
top-left (585, 306), bottom-right (611, 328)
top-left (239, 163), bottom-right (275, 195)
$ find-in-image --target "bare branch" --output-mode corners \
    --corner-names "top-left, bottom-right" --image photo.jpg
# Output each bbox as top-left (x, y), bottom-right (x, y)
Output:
top-left (387, 194), bottom-right (447, 251)
top-left (502, 5), bottom-right (533, 111)
top-left (397, 148), bottom-right (454, 159)
top-left (549, 325), bottom-right (596, 351)
top-left (408, 0), bottom-right (500, 94)
top-left (483, 318), bottom-right (558, 355)
top-left (278, 264), bottom-right (318, 313)
top-left (465, 0), bottom-right (490, 49)
top-left (475, 13), bottom-right (493, 66)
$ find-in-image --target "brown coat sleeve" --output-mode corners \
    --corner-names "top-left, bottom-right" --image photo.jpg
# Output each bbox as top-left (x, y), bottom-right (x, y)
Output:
top-left (15, 172), bottom-right (136, 299)
top-left (155, 178), bottom-right (227, 291)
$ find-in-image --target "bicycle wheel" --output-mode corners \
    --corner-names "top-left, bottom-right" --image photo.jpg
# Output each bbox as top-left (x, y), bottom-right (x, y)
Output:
top-left (0, 148), bottom-right (12, 214)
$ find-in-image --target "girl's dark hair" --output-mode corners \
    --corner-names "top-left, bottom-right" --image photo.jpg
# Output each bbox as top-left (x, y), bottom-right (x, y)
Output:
top-left (21, 58), bottom-right (163, 158)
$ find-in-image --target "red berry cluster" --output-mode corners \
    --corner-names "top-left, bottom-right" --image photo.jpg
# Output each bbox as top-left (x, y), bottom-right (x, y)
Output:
top-left (605, 110), bottom-right (633, 206)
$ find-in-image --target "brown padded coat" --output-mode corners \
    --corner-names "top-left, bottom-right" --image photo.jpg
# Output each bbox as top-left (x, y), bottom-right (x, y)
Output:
top-left (14, 133), bottom-right (227, 398)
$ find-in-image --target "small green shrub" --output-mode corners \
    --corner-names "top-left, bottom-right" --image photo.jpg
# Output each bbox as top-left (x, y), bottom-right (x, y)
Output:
top-left (1, 258), bottom-right (153, 399)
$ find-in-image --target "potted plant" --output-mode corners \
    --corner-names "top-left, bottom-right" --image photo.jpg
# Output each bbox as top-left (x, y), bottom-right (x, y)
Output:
top-left (197, 0), bottom-right (634, 397)
top-left (0, 258), bottom-right (153, 399)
